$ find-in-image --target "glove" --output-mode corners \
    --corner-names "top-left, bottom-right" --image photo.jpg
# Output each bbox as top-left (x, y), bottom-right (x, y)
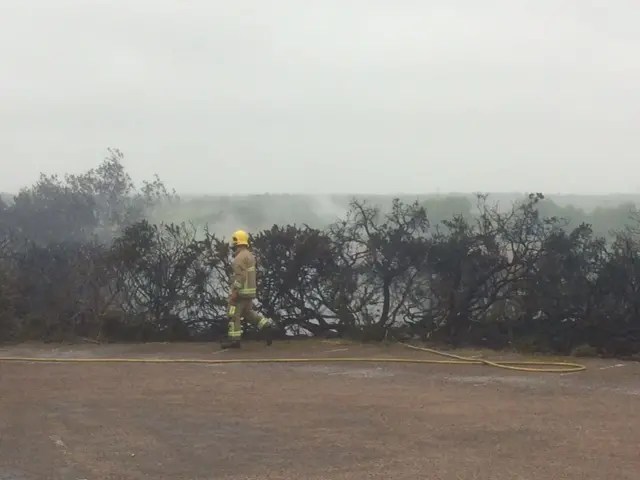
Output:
top-left (228, 290), bottom-right (238, 305)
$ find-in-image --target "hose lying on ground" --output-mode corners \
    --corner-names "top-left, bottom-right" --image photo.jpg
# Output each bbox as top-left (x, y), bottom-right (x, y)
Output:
top-left (0, 341), bottom-right (586, 373)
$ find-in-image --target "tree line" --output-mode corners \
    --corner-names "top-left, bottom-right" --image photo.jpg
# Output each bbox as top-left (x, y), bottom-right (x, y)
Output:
top-left (158, 192), bottom-right (640, 238)
top-left (1, 150), bottom-right (640, 356)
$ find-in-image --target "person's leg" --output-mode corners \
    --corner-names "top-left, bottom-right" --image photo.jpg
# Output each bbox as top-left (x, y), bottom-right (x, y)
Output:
top-left (221, 300), bottom-right (246, 348)
top-left (243, 300), bottom-right (275, 345)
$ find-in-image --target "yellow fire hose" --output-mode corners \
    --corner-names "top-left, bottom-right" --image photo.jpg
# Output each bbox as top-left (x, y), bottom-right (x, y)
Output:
top-left (0, 341), bottom-right (586, 373)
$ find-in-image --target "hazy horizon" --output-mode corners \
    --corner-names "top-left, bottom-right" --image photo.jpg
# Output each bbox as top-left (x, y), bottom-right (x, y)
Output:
top-left (2, 1), bottom-right (639, 195)
top-left (4, 189), bottom-right (640, 198)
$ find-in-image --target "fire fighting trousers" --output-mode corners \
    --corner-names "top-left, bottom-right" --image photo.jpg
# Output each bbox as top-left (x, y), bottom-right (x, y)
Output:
top-left (227, 297), bottom-right (271, 340)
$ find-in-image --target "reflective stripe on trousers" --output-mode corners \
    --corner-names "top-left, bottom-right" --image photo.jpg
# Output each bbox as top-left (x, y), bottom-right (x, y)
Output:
top-left (228, 320), bottom-right (242, 338)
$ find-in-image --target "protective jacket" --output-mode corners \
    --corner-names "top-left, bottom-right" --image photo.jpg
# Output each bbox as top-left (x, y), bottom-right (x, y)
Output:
top-left (230, 248), bottom-right (257, 298)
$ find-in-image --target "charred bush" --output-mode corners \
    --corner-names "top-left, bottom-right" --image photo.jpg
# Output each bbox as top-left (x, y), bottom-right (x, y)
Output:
top-left (1, 154), bottom-right (640, 356)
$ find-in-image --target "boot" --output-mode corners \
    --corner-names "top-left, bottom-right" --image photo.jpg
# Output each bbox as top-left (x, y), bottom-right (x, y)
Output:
top-left (264, 327), bottom-right (273, 346)
top-left (220, 339), bottom-right (241, 350)
top-left (257, 317), bottom-right (275, 346)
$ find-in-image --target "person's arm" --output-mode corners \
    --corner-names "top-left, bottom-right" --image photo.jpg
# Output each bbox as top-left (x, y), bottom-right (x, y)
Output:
top-left (229, 256), bottom-right (246, 304)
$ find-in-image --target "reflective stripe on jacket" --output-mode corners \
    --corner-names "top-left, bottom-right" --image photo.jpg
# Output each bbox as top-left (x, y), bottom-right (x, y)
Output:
top-left (230, 248), bottom-right (257, 298)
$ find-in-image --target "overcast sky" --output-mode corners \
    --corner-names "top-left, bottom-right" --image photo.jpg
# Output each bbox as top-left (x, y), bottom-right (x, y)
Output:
top-left (1, 1), bottom-right (639, 194)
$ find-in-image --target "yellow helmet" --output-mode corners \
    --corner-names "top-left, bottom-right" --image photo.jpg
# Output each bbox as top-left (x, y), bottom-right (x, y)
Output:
top-left (231, 229), bottom-right (249, 248)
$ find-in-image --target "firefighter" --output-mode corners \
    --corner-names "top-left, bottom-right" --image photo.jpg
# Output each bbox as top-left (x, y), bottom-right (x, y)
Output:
top-left (221, 229), bottom-right (274, 349)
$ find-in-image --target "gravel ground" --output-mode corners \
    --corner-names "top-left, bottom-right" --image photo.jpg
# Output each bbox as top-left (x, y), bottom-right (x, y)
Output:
top-left (1, 341), bottom-right (639, 479)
